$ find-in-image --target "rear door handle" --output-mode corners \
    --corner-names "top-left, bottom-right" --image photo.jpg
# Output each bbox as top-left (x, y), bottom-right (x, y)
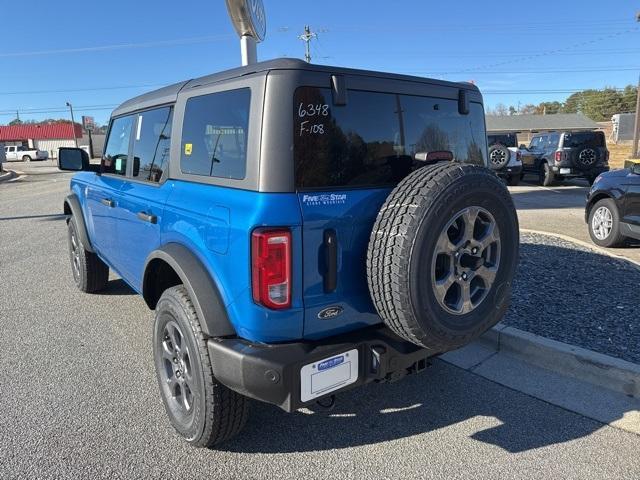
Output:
top-left (137, 211), bottom-right (157, 224)
top-left (100, 198), bottom-right (114, 208)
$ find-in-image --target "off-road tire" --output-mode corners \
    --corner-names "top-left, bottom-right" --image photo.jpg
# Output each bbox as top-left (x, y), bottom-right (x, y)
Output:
top-left (488, 144), bottom-right (510, 170)
top-left (588, 198), bottom-right (626, 248)
top-left (367, 163), bottom-right (519, 353)
top-left (153, 286), bottom-right (249, 447)
top-left (539, 161), bottom-right (554, 186)
top-left (67, 216), bottom-right (108, 292)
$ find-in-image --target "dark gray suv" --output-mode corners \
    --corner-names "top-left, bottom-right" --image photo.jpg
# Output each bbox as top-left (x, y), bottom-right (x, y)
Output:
top-left (520, 130), bottom-right (609, 186)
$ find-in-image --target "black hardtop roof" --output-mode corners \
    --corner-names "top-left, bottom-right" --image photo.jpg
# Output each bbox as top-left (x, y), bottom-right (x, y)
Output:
top-left (113, 57), bottom-right (479, 117)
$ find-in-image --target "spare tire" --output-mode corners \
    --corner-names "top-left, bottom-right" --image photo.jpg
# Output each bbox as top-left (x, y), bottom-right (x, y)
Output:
top-left (574, 147), bottom-right (600, 170)
top-left (488, 144), bottom-right (510, 170)
top-left (367, 163), bottom-right (519, 353)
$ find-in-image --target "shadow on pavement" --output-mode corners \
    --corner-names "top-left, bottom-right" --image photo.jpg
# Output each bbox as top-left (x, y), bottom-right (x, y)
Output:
top-left (102, 279), bottom-right (136, 296)
top-left (0, 213), bottom-right (67, 221)
top-left (220, 360), bottom-right (609, 455)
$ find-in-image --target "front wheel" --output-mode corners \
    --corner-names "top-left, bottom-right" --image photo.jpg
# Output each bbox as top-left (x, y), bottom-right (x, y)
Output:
top-left (588, 198), bottom-right (626, 247)
top-left (67, 216), bottom-right (109, 292)
top-left (153, 286), bottom-right (249, 447)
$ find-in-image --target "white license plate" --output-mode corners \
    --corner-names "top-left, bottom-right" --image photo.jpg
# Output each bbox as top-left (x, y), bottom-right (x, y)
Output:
top-left (560, 168), bottom-right (571, 174)
top-left (300, 349), bottom-right (359, 402)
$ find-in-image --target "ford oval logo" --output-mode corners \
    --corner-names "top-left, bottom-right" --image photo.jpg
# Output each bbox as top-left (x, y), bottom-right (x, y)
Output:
top-left (318, 306), bottom-right (344, 320)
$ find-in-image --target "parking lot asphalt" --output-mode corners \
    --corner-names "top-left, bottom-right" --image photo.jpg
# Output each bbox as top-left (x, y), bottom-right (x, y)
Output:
top-left (2, 166), bottom-right (640, 479)
top-left (508, 179), bottom-right (640, 264)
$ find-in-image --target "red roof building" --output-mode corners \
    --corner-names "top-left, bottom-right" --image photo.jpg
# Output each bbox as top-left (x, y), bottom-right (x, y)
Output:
top-left (0, 123), bottom-right (83, 141)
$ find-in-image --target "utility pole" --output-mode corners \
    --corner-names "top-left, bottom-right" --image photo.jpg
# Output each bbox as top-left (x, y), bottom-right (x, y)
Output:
top-left (298, 25), bottom-right (317, 63)
top-left (66, 102), bottom-right (79, 148)
top-left (15, 110), bottom-right (20, 123)
top-left (633, 12), bottom-right (640, 158)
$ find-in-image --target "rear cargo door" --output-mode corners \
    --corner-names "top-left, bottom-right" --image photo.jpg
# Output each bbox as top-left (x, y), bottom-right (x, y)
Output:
top-left (293, 85), bottom-right (487, 339)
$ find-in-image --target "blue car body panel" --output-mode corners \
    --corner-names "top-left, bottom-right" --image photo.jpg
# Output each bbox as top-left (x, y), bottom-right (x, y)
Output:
top-left (296, 188), bottom-right (390, 339)
top-left (160, 180), bottom-right (305, 343)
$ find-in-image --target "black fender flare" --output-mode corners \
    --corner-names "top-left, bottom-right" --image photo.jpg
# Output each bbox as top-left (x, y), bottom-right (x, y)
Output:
top-left (143, 243), bottom-right (236, 338)
top-left (63, 194), bottom-right (94, 253)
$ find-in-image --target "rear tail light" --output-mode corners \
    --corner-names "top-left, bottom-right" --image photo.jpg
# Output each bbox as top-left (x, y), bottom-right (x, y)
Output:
top-left (251, 229), bottom-right (291, 309)
top-left (516, 151), bottom-right (521, 160)
top-left (555, 151), bottom-right (562, 163)
top-left (605, 150), bottom-right (610, 163)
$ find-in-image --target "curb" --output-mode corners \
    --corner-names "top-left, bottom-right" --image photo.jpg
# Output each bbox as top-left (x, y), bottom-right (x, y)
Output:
top-left (0, 169), bottom-right (17, 183)
top-left (476, 324), bottom-right (640, 399)
top-left (520, 228), bottom-right (640, 270)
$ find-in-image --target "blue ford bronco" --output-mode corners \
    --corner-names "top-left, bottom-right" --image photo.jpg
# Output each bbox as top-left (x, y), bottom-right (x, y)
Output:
top-left (59, 59), bottom-right (519, 447)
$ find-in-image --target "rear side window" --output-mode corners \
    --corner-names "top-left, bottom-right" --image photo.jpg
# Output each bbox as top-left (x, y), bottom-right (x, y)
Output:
top-left (132, 107), bottom-right (173, 183)
top-left (488, 134), bottom-right (517, 148)
top-left (546, 134), bottom-right (560, 148)
top-left (103, 115), bottom-right (134, 175)
top-left (293, 87), bottom-right (486, 189)
top-left (180, 88), bottom-right (250, 180)
top-left (562, 131), bottom-right (605, 148)
top-left (529, 136), bottom-right (543, 149)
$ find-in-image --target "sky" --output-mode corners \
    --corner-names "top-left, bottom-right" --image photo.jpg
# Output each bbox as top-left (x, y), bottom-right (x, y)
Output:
top-left (1, 0), bottom-right (638, 125)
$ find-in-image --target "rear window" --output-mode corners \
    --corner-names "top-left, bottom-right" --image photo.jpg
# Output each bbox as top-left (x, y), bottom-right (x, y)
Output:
top-left (293, 87), bottom-right (487, 190)
top-left (488, 134), bottom-right (517, 148)
top-left (562, 131), bottom-right (605, 148)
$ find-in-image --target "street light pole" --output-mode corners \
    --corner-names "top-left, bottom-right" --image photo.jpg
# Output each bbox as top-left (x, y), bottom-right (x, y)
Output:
top-left (66, 102), bottom-right (79, 148)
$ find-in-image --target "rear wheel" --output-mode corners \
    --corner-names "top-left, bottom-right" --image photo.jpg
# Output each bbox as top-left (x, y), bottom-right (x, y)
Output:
top-left (22, 155), bottom-right (31, 162)
top-left (67, 216), bottom-right (108, 292)
top-left (588, 198), bottom-right (625, 247)
top-left (539, 162), bottom-right (554, 186)
top-left (367, 163), bottom-right (519, 353)
top-left (153, 286), bottom-right (249, 447)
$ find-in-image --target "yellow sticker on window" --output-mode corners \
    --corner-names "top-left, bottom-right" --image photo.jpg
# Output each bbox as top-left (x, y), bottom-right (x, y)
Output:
top-left (184, 143), bottom-right (193, 156)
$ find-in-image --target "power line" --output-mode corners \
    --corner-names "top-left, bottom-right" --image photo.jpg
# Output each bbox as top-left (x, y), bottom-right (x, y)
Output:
top-left (440, 26), bottom-right (640, 74)
top-left (0, 83), bottom-right (169, 96)
top-left (0, 35), bottom-right (235, 59)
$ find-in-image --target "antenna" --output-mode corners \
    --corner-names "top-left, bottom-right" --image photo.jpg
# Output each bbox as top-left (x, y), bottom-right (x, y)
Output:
top-left (298, 25), bottom-right (317, 63)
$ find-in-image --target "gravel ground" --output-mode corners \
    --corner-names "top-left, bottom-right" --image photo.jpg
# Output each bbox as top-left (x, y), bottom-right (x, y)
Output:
top-left (504, 232), bottom-right (640, 364)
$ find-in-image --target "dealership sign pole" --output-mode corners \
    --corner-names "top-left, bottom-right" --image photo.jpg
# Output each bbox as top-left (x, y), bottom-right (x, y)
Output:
top-left (225, 0), bottom-right (266, 66)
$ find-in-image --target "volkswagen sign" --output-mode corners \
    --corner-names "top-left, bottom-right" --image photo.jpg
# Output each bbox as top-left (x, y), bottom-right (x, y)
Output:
top-left (226, 0), bottom-right (267, 42)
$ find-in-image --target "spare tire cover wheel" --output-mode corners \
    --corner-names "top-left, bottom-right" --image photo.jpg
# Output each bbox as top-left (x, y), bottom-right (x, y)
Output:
top-left (367, 163), bottom-right (519, 353)
top-left (577, 148), bottom-right (598, 168)
top-left (488, 145), bottom-right (509, 170)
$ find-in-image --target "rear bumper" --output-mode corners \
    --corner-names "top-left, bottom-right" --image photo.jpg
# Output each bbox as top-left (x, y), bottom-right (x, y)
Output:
top-left (552, 164), bottom-right (609, 177)
top-left (207, 325), bottom-right (432, 412)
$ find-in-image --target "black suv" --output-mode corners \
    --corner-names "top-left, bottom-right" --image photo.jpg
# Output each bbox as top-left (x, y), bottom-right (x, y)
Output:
top-left (520, 131), bottom-right (609, 186)
top-left (586, 164), bottom-right (640, 247)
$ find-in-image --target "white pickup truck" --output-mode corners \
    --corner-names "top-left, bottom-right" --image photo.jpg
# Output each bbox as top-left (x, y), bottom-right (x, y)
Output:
top-left (4, 145), bottom-right (49, 162)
